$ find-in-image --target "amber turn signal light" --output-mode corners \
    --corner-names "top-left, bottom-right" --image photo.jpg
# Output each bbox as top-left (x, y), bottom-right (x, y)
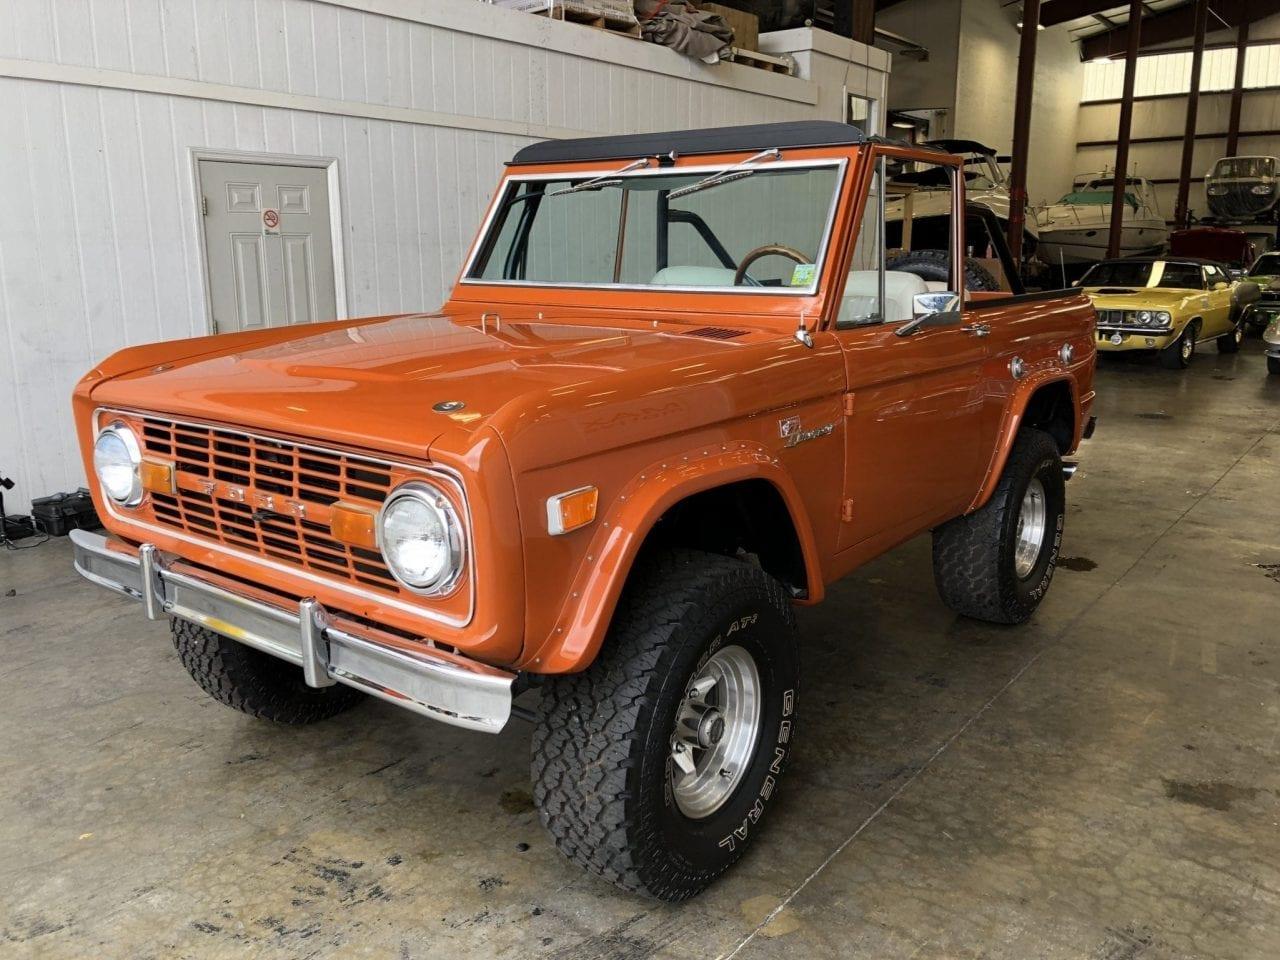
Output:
top-left (330, 503), bottom-right (379, 549)
top-left (139, 458), bottom-right (176, 495)
top-left (546, 486), bottom-right (598, 536)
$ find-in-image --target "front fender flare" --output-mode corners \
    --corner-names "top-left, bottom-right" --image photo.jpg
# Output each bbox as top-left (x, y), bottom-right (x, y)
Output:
top-left (968, 369), bottom-right (1078, 513)
top-left (520, 441), bottom-right (823, 674)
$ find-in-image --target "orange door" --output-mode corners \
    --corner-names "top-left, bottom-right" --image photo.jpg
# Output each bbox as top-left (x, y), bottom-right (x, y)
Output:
top-left (835, 321), bottom-right (989, 551)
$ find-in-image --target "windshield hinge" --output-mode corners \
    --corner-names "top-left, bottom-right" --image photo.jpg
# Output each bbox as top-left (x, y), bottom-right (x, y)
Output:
top-left (843, 392), bottom-right (856, 417)
top-left (841, 499), bottom-right (855, 523)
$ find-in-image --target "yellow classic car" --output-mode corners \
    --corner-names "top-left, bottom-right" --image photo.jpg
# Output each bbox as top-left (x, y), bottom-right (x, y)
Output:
top-left (1081, 257), bottom-right (1257, 369)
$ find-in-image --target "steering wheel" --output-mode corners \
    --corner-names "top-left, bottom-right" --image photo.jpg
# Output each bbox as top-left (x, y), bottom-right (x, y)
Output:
top-left (734, 244), bottom-right (811, 286)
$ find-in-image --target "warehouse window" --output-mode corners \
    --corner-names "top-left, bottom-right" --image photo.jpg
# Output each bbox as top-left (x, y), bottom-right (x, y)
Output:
top-left (1081, 42), bottom-right (1280, 102)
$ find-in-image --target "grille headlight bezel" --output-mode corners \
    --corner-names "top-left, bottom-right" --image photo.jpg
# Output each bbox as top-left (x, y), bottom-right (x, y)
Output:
top-left (93, 421), bottom-right (144, 507)
top-left (377, 481), bottom-right (466, 596)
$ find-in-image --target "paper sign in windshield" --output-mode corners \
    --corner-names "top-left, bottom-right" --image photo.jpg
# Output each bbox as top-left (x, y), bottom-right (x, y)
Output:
top-left (790, 263), bottom-right (817, 287)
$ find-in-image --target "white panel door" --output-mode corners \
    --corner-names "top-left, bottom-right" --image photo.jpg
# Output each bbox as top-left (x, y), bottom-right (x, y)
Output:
top-left (199, 160), bottom-right (337, 333)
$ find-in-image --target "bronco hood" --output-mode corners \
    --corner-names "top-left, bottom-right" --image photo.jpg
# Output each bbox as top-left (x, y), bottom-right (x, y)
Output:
top-left (89, 311), bottom-right (776, 460)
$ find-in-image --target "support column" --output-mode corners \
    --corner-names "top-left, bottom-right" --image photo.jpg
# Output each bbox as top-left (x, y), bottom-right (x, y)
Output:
top-left (1007, 0), bottom-right (1040, 264)
top-left (1107, 0), bottom-right (1143, 259)
top-left (834, 0), bottom-right (876, 44)
top-left (1226, 22), bottom-right (1250, 157)
top-left (1174, 0), bottom-right (1209, 229)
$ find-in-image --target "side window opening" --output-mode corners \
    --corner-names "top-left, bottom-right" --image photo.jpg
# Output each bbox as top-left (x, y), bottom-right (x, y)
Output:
top-left (837, 155), bottom-right (957, 328)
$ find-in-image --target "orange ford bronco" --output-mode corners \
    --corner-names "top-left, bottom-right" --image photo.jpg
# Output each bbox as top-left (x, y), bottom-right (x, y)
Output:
top-left (72, 121), bottom-right (1096, 900)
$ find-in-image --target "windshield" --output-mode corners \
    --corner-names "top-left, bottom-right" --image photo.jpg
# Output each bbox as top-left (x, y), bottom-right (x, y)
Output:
top-left (465, 161), bottom-right (842, 292)
top-left (1058, 190), bottom-right (1138, 210)
top-left (1213, 157), bottom-right (1275, 179)
top-left (1082, 260), bottom-right (1202, 290)
top-left (1249, 253), bottom-right (1280, 276)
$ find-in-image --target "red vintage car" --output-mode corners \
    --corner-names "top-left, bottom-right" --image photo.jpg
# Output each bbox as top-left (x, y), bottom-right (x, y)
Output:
top-left (1171, 226), bottom-right (1257, 272)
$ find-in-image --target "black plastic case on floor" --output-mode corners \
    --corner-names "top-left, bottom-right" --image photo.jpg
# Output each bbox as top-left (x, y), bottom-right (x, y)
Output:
top-left (29, 489), bottom-right (102, 537)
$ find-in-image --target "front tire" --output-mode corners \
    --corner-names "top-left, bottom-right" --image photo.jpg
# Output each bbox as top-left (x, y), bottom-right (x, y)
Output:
top-left (1268, 356), bottom-right (1280, 375)
top-left (1160, 322), bottom-right (1197, 369)
top-left (171, 619), bottom-right (364, 724)
top-left (932, 428), bottom-right (1065, 624)
top-left (531, 550), bottom-right (799, 901)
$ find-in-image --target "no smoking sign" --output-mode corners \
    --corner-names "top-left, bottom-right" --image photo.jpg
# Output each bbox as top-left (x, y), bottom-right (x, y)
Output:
top-left (262, 208), bottom-right (280, 235)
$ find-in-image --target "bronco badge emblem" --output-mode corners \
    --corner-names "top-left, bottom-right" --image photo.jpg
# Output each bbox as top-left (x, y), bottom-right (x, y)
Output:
top-left (779, 416), bottom-right (835, 448)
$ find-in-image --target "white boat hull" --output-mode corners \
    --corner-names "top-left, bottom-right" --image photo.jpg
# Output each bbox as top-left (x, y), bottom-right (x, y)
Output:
top-left (1037, 223), bottom-right (1167, 265)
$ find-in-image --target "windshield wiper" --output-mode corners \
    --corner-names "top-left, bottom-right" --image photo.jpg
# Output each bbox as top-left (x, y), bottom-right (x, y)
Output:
top-left (666, 148), bottom-right (782, 200)
top-left (546, 156), bottom-right (654, 197)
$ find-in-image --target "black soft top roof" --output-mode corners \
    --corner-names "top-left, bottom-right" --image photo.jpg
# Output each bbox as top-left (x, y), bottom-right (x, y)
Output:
top-left (510, 120), bottom-right (865, 165)
top-left (925, 138), bottom-right (997, 156)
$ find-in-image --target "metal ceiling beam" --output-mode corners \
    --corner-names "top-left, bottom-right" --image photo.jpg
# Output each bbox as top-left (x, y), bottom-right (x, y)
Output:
top-left (1041, 0), bottom-right (1127, 28)
top-left (1226, 21), bottom-right (1250, 155)
top-left (1081, 0), bottom-right (1280, 60)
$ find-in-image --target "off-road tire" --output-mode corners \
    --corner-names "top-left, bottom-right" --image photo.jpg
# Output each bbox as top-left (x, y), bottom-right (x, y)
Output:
top-left (171, 619), bottom-right (363, 723)
top-left (1268, 356), bottom-right (1280, 375)
top-left (1160, 321), bottom-right (1198, 369)
top-left (932, 428), bottom-right (1065, 625)
top-left (886, 248), bottom-right (1001, 292)
top-left (1218, 320), bottom-right (1244, 353)
top-left (531, 550), bottom-right (799, 901)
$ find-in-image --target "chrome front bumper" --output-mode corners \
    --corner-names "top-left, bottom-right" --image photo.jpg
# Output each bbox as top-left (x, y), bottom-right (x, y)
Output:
top-left (70, 529), bottom-right (514, 733)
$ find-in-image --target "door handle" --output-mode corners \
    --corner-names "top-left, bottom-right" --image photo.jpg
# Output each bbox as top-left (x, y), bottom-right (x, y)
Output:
top-left (960, 323), bottom-right (990, 337)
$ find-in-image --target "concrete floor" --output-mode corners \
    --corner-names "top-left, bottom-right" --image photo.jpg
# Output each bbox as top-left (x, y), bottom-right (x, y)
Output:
top-left (3, 341), bottom-right (1279, 960)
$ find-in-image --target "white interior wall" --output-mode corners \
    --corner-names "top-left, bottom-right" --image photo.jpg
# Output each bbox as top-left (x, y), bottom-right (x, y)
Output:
top-left (877, 0), bottom-right (1083, 204)
top-left (953, 0), bottom-right (1083, 205)
top-left (0, 0), bottom-right (887, 514)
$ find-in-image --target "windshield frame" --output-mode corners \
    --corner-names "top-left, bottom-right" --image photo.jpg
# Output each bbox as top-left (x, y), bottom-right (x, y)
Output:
top-left (1249, 253), bottom-right (1280, 276)
top-left (458, 157), bottom-right (848, 297)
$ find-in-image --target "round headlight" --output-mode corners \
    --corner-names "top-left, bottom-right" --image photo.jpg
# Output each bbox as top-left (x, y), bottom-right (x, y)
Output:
top-left (93, 422), bottom-right (143, 506)
top-left (1155, 311), bottom-right (1172, 327)
top-left (1251, 184), bottom-right (1273, 195)
top-left (1136, 310), bottom-right (1152, 324)
top-left (378, 482), bottom-right (465, 594)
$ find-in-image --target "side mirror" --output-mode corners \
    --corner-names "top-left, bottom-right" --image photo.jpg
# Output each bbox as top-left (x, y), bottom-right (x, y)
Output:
top-left (912, 291), bottom-right (960, 317)
top-left (897, 292), bottom-right (962, 337)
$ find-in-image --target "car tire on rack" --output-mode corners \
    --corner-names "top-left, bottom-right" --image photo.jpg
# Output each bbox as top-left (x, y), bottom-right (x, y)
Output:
top-left (171, 619), bottom-right (364, 724)
top-left (1159, 321), bottom-right (1198, 369)
top-left (931, 428), bottom-right (1065, 625)
top-left (531, 549), bottom-right (799, 902)
top-left (885, 249), bottom-right (1001, 292)
top-left (1218, 320), bottom-right (1244, 353)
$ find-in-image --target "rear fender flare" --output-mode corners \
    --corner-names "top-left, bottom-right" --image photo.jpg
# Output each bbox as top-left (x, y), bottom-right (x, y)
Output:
top-left (969, 371), bottom-right (1078, 512)
top-left (521, 442), bottom-right (823, 674)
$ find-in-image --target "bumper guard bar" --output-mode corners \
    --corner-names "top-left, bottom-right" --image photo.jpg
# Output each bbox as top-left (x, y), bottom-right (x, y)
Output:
top-left (70, 529), bottom-right (514, 733)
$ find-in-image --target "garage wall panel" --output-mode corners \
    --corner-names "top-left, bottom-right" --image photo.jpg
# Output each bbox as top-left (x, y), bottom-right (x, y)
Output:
top-left (0, 0), bottom-right (886, 512)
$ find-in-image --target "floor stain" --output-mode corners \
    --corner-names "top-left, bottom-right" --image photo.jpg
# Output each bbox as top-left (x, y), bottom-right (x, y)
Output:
top-left (499, 788), bottom-right (535, 815)
top-left (1136, 412), bottom-right (1173, 420)
top-left (1162, 778), bottom-right (1260, 811)
top-left (740, 894), bottom-right (801, 939)
top-left (1059, 556), bottom-right (1098, 571)
top-left (1254, 562), bottom-right (1280, 584)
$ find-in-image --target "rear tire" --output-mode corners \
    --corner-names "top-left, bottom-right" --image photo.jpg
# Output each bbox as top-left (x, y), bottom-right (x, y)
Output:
top-left (531, 550), bottom-right (799, 901)
top-left (171, 619), bottom-right (364, 724)
top-left (1159, 322), bottom-right (1198, 369)
top-left (932, 428), bottom-right (1065, 625)
top-left (1218, 321), bottom-right (1244, 353)
top-left (1268, 356), bottom-right (1280, 375)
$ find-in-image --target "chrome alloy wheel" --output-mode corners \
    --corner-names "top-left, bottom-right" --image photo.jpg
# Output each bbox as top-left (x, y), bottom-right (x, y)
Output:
top-left (1013, 477), bottom-right (1047, 580)
top-left (670, 645), bottom-right (762, 819)
top-left (1181, 333), bottom-right (1194, 360)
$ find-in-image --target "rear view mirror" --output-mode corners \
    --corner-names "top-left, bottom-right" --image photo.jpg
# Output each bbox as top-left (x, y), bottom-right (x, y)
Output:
top-left (912, 291), bottom-right (960, 317)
